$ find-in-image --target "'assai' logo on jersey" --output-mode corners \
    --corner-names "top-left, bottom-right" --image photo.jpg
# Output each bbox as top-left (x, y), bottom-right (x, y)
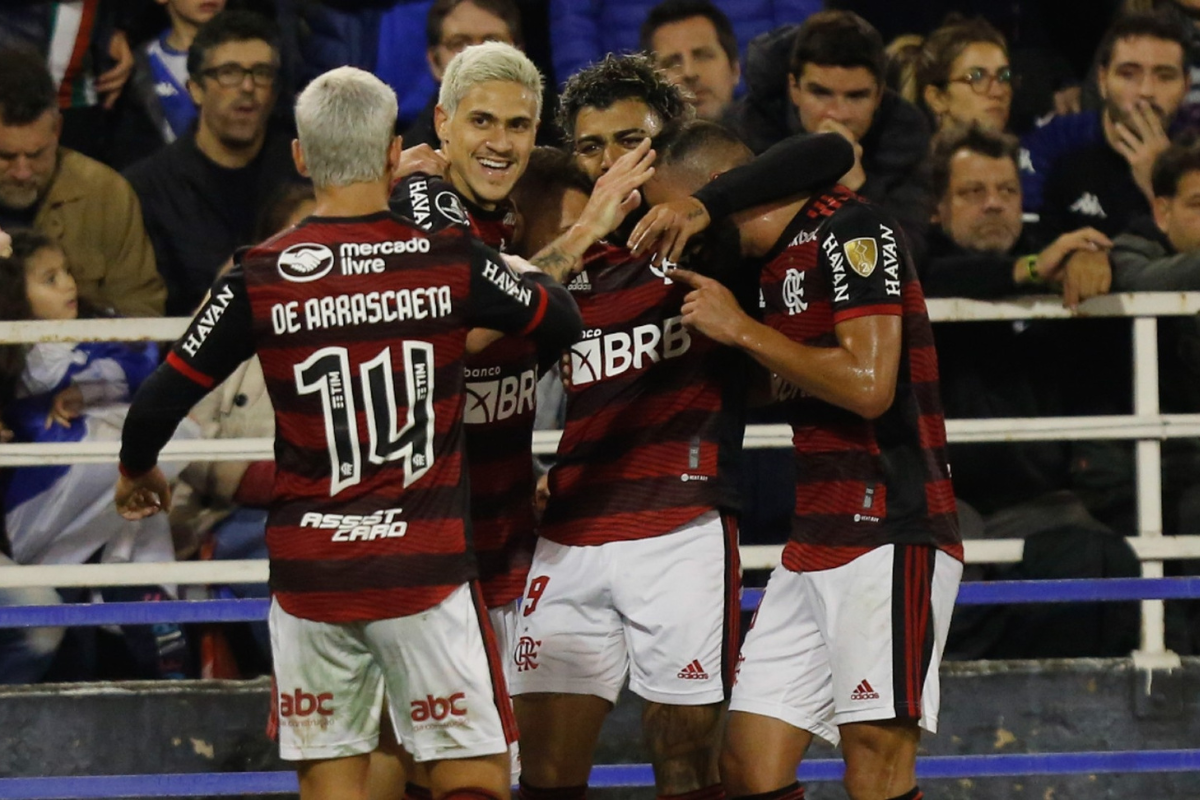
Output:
top-left (465, 368), bottom-right (537, 424)
top-left (569, 316), bottom-right (691, 386)
top-left (843, 237), bottom-right (878, 278)
top-left (278, 243), bottom-right (335, 282)
top-left (782, 268), bottom-right (807, 315)
top-left (436, 191), bottom-right (470, 226)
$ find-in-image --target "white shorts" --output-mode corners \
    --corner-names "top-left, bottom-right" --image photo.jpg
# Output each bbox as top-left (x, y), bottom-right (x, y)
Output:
top-left (730, 545), bottom-right (962, 746)
top-left (509, 510), bottom-right (740, 705)
top-left (269, 583), bottom-right (515, 762)
top-left (488, 600), bottom-right (519, 687)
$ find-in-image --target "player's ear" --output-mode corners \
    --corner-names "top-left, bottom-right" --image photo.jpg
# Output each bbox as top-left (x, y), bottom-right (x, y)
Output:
top-left (434, 105), bottom-right (450, 147)
top-left (292, 139), bottom-right (309, 177)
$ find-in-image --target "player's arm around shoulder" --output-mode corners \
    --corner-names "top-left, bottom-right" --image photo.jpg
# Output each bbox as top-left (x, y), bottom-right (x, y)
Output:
top-left (466, 238), bottom-right (583, 351)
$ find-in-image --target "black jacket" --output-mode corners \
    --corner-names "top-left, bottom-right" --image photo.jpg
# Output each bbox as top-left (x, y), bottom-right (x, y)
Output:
top-left (124, 128), bottom-right (299, 315)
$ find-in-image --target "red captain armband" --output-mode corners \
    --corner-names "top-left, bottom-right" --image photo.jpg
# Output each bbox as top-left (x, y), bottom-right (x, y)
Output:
top-left (118, 462), bottom-right (150, 480)
top-left (166, 351), bottom-right (215, 389)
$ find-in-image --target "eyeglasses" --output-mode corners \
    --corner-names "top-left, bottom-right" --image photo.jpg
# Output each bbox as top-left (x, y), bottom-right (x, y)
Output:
top-left (947, 66), bottom-right (1015, 94)
top-left (199, 63), bottom-right (278, 88)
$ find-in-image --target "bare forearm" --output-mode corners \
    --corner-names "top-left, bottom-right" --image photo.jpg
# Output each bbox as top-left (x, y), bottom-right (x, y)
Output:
top-left (530, 223), bottom-right (598, 283)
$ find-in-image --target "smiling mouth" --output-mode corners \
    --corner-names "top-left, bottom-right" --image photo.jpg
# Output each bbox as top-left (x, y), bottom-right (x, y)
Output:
top-left (477, 157), bottom-right (513, 174)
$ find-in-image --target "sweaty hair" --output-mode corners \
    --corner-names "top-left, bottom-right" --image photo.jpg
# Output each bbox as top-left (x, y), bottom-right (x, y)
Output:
top-left (0, 47), bottom-right (56, 126)
top-left (426, 0), bottom-right (523, 49)
top-left (1096, 12), bottom-right (1187, 70)
top-left (295, 67), bottom-right (398, 188)
top-left (916, 16), bottom-right (1008, 95)
top-left (639, 0), bottom-right (739, 66)
top-left (558, 53), bottom-right (691, 141)
top-left (928, 123), bottom-right (1020, 200)
top-left (1152, 135), bottom-right (1200, 197)
top-left (788, 10), bottom-right (886, 82)
top-left (187, 10), bottom-right (280, 79)
top-left (438, 41), bottom-right (544, 119)
top-left (652, 118), bottom-right (752, 190)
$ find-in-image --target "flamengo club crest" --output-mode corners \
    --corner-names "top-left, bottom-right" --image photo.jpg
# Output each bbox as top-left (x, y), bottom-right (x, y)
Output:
top-left (843, 237), bottom-right (878, 278)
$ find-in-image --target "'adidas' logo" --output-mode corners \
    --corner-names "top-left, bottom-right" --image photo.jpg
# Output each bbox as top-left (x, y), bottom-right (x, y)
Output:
top-left (677, 659), bottom-right (710, 680)
top-left (567, 271), bottom-right (591, 291)
top-left (850, 679), bottom-right (879, 701)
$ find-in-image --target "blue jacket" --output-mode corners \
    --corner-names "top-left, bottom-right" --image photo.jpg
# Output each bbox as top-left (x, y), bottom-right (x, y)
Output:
top-left (550, 0), bottom-right (821, 86)
top-left (1018, 111), bottom-right (1102, 214)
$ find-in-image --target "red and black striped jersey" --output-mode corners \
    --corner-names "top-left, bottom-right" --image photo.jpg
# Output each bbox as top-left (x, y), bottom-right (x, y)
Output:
top-left (759, 187), bottom-right (961, 571)
top-left (391, 174), bottom-right (537, 607)
top-left (121, 210), bottom-right (581, 623)
top-left (540, 239), bottom-right (750, 546)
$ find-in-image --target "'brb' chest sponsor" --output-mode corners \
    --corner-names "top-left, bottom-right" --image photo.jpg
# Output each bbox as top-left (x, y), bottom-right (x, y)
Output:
top-left (568, 315), bottom-right (691, 386)
top-left (465, 366), bottom-right (537, 424)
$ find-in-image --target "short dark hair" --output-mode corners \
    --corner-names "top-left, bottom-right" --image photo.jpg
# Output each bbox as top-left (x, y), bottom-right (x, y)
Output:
top-left (653, 118), bottom-right (751, 170)
top-left (916, 17), bottom-right (1008, 94)
top-left (557, 53), bottom-right (691, 141)
top-left (1096, 13), bottom-right (1187, 70)
top-left (929, 124), bottom-right (1020, 200)
top-left (514, 147), bottom-right (593, 200)
top-left (0, 47), bottom-right (57, 126)
top-left (187, 10), bottom-right (281, 79)
top-left (788, 10), bottom-right (885, 83)
top-left (639, 0), bottom-right (738, 66)
top-left (426, 0), bottom-right (523, 49)
top-left (1152, 136), bottom-right (1200, 198)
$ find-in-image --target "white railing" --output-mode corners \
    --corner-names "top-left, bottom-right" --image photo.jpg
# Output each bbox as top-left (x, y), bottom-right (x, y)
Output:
top-left (0, 293), bottom-right (1196, 663)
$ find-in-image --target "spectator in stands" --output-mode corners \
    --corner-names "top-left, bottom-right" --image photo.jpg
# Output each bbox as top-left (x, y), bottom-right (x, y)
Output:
top-left (729, 11), bottom-right (933, 245)
top-left (1024, 14), bottom-right (1189, 242)
top-left (926, 125), bottom-right (1112, 305)
top-left (0, 47), bottom-right (164, 318)
top-left (918, 17), bottom-right (1014, 132)
top-left (125, 11), bottom-right (298, 317)
top-left (883, 33), bottom-right (924, 105)
top-left (402, 0), bottom-right (523, 149)
top-left (0, 230), bottom-right (196, 680)
top-left (550, 0), bottom-right (820, 87)
top-left (639, 0), bottom-right (740, 122)
top-left (118, 0), bottom-right (229, 160)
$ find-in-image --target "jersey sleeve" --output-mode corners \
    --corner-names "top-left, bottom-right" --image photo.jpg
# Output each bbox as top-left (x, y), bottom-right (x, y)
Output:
top-left (119, 265), bottom-right (257, 475)
top-left (389, 173), bottom-right (473, 234)
top-left (817, 202), bottom-right (905, 324)
top-left (466, 240), bottom-right (583, 351)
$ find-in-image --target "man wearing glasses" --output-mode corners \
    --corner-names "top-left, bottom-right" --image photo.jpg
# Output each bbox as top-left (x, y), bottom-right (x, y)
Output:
top-left (780, 10), bottom-right (933, 251)
top-left (125, 10), bottom-right (300, 316)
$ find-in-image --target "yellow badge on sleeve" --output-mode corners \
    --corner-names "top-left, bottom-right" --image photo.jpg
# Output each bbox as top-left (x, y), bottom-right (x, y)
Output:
top-left (843, 237), bottom-right (879, 278)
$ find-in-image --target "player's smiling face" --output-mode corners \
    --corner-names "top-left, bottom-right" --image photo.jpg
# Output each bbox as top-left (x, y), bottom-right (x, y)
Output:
top-left (436, 79), bottom-right (539, 210)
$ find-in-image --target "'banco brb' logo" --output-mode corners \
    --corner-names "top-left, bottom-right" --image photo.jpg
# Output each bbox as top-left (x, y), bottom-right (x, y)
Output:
top-left (278, 243), bottom-right (335, 282)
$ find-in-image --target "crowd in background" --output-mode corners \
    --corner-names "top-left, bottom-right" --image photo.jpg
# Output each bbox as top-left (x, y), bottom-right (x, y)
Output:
top-left (3, 0), bottom-right (1200, 681)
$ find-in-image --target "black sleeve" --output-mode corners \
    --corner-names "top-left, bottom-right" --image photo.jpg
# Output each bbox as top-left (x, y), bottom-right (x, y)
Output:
top-left (119, 266), bottom-right (257, 474)
top-left (819, 203), bottom-right (906, 321)
top-left (921, 250), bottom-right (1021, 299)
top-left (389, 173), bottom-right (473, 234)
top-left (466, 240), bottom-right (583, 351)
top-left (692, 132), bottom-right (856, 220)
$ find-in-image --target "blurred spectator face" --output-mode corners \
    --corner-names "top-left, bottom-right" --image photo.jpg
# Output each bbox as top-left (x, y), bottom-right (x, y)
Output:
top-left (935, 147), bottom-right (1023, 254)
top-left (188, 38), bottom-right (278, 149)
top-left (789, 64), bottom-right (881, 141)
top-left (1154, 168), bottom-right (1200, 253)
top-left (924, 42), bottom-right (1012, 131)
top-left (24, 245), bottom-right (78, 322)
top-left (435, 79), bottom-right (539, 207)
top-left (0, 109), bottom-right (60, 212)
top-left (1099, 35), bottom-right (1186, 130)
top-left (428, 2), bottom-right (516, 82)
top-left (649, 16), bottom-right (739, 121)
top-left (160, 0), bottom-right (227, 30)
top-left (571, 99), bottom-right (662, 181)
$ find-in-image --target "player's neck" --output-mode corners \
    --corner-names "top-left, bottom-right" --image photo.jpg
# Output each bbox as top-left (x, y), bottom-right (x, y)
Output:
top-left (447, 168), bottom-right (496, 211)
top-left (731, 195), bottom-right (809, 257)
top-left (312, 182), bottom-right (391, 218)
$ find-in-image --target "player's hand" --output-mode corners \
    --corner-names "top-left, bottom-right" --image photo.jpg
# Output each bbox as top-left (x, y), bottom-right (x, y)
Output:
top-left (1112, 100), bottom-right (1169, 203)
top-left (629, 197), bottom-right (710, 265)
top-left (669, 268), bottom-right (752, 346)
top-left (392, 144), bottom-right (449, 182)
top-left (1059, 249), bottom-right (1112, 310)
top-left (96, 30), bottom-right (134, 109)
top-left (115, 467), bottom-right (172, 520)
top-left (815, 119), bottom-right (866, 192)
top-left (466, 328), bottom-right (505, 354)
top-left (575, 138), bottom-right (655, 242)
top-left (45, 385), bottom-right (84, 429)
top-left (1035, 227), bottom-right (1111, 282)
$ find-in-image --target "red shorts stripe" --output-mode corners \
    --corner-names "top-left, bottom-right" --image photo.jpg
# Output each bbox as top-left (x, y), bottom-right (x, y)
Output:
top-left (470, 581), bottom-right (519, 744)
top-left (721, 511), bottom-right (741, 698)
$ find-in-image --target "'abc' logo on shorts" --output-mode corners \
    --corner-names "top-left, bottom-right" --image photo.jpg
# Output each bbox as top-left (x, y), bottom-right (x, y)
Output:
top-left (280, 688), bottom-right (334, 717)
top-left (410, 693), bottom-right (466, 721)
top-left (278, 243), bottom-right (335, 282)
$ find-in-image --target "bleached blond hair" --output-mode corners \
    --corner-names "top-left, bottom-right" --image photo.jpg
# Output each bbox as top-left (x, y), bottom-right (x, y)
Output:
top-left (295, 66), bottom-right (398, 187)
top-left (438, 41), bottom-right (543, 119)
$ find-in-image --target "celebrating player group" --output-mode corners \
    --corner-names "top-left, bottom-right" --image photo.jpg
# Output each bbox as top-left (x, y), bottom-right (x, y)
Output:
top-left (115, 41), bottom-right (961, 800)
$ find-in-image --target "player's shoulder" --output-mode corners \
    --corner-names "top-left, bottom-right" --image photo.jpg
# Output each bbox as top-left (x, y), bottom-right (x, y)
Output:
top-left (390, 173), bottom-right (474, 234)
top-left (819, 196), bottom-right (903, 246)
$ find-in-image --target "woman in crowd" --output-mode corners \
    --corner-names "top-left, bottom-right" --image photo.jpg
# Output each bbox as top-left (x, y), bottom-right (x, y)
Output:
top-left (917, 17), bottom-right (1014, 132)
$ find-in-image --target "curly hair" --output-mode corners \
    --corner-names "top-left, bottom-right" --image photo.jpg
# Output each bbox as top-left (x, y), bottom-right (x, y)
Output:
top-left (557, 53), bottom-right (690, 141)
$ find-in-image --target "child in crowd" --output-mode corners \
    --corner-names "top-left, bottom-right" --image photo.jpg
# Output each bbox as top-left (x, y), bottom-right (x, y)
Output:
top-left (0, 231), bottom-right (199, 680)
